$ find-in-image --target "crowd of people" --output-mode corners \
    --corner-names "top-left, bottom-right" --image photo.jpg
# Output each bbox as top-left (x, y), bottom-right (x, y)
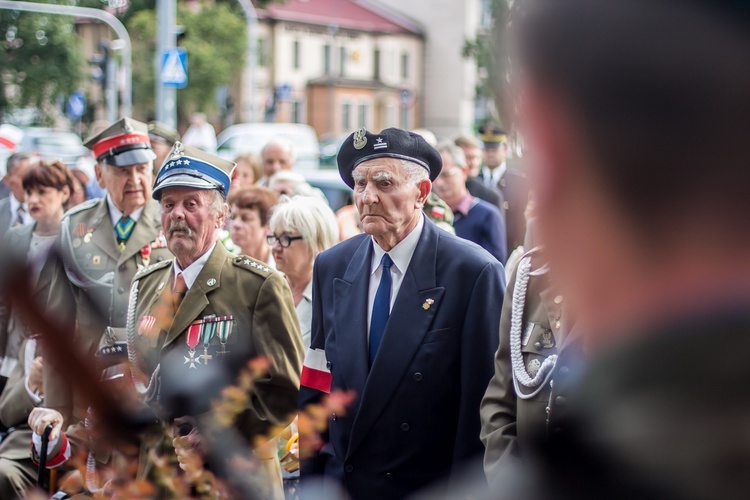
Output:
top-left (0, 0), bottom-right (749, 498)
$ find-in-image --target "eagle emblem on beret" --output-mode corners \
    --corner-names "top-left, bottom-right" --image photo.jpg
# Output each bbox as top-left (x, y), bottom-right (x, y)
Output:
top-left (353, 128), bottom-right (367, 150)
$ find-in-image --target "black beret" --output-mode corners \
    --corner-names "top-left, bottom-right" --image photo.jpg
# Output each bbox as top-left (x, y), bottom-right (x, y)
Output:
top-left (337, 127), bottom-right (442, 189)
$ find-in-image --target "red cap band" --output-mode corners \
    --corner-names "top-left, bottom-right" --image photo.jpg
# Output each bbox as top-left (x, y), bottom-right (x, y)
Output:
top-left (92, 132), bottom-right (151, 160)
top-left (0, 136), bottom-right (16, 150)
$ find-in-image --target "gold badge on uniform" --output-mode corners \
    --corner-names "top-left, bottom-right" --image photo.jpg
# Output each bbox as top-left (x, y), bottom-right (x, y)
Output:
top-left (422, 298), bottom-right (434, 310)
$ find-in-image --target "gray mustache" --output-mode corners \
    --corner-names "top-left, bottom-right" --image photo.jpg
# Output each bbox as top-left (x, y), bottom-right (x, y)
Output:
top-left (168, 221), bottom-right (194, 237)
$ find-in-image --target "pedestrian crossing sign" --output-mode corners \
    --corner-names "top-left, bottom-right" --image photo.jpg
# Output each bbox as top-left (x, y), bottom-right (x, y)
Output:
top-left (161, 48), bottom-right (188, 89)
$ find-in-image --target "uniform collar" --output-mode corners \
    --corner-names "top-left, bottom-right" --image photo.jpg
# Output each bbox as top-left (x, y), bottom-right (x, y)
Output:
top-left (370, 213), bottom-right (424, 277)
top-left (173, 242), bottom-right (217, 289)
top-left (106, 194), bottom-right (144, 226)
top-left (482, 162), bottom-right (507, 186)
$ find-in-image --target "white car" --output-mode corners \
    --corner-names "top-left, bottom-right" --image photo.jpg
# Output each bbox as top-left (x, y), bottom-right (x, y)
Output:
top-left (216, 123), bottom-right (320, 171)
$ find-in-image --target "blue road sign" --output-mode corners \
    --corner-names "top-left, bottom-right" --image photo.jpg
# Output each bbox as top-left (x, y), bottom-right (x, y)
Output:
top-left (161, 48), bottom-right (188, 89)
top-left (67, 91), bottom-right (86, 119)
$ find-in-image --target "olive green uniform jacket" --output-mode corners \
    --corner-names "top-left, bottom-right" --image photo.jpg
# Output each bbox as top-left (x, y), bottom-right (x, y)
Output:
top-left (128, 242), bottom-right (303, 442)
top-left (43, 198), bottom-right (172, 425)
top-left (479, 248), bottom-right (569, 490)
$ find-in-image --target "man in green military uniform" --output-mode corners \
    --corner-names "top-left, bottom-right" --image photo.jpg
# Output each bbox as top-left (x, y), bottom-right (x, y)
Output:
top-left (131, 142), bottom-right (302, 495)
top-left (43, 118), bottom-right (173, 426)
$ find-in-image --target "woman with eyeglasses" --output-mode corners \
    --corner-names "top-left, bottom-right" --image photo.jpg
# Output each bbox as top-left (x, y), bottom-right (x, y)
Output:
top-left (267, 195), bottom-right (339, 349)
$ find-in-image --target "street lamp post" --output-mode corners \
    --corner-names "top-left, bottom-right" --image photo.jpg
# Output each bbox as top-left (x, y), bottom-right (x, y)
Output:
top-left (236, 0), bottom-right (257, 123)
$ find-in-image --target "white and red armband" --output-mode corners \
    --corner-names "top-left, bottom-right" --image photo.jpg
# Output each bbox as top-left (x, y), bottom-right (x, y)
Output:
top-left (300, 348), bottom-right (332, 394)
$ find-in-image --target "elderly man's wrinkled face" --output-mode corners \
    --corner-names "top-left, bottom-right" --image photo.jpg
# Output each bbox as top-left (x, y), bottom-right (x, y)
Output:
top-left (262, 144), bottom-right (293, 177)
top-left (353, 158), bottom-right (429, 247)
top-left (96, 162), bottom-right (153, 216)
top-left (161, 187), bottom-right (226, 267)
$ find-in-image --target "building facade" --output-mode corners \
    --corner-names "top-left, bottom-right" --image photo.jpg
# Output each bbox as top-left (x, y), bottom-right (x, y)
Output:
top-left (247, 0), bottom-right (424, 139)
top-left (376, 0), bottom-right (488, 138)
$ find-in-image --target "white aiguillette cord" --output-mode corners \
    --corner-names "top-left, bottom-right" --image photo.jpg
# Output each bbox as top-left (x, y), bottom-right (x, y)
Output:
top-left (510, 255), bottom-right (558, 400)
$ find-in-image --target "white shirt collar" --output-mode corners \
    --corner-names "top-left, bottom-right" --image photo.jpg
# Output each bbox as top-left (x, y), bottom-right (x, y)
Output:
top-left (172, 242), bottom-right (217, 289)
top-left (370, 213), bottom-right (424, 277)
top-left (483, 162), bottom-right (507, 186)
top-left (107, 195), bottom-right (144, 227)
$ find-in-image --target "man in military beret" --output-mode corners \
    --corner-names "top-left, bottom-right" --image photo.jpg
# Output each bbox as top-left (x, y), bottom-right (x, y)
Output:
top-left (148, 121), bottom-right (180, 176)
top-left (479, 124), bottom-right (529, 256)
top-left (43, 118), bottom-right (173, 427)
top-left (299, 127), bottom-right (506, 499)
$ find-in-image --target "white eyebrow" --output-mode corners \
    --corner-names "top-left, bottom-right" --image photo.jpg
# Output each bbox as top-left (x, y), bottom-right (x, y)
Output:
top-left (352, 170), bottom-right (365, 182)
top-left (372, 171), bottom-right (393, 182)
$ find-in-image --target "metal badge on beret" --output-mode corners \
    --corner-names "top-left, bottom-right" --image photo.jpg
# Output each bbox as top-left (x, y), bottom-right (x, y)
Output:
top-left (353, 128), bottom-right (367, 150)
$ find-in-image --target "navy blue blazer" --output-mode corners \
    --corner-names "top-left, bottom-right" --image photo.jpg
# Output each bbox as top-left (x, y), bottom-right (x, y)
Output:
top-left (300, 219), bottom-right (506, 499)
top-left (454, 198), bottom-right (507, 263)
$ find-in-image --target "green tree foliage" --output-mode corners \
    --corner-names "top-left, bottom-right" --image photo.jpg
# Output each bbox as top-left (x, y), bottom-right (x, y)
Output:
top-left (462, 0), bottom-right (511, 128)
top-left (129, 2), bottom-right (246, 121)
top-left (0, 8), bottom-right (84, 122)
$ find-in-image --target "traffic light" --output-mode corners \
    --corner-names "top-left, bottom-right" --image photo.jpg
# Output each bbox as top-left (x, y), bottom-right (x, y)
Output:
top-left (89, 43), bottom-right (110, 89)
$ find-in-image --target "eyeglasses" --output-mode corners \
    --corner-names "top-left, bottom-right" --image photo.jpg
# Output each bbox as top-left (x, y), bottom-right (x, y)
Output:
top-left (266, 233), bottom-right (304, 248)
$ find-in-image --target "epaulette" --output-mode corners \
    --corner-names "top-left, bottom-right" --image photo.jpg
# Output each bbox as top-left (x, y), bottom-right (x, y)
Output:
top-left (134, 258), bottom-right (172, 279)
top-left (62, 198), bottom-right (100, 219)
top-left (232, 255), bottom-right (273, 278)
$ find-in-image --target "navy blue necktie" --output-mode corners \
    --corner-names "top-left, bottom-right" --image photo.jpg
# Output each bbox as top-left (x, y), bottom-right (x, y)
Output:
top-left (369, 254), bottom-right (392, 367)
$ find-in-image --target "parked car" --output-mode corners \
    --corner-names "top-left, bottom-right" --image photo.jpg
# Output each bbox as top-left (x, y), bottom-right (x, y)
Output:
top-left (18, 128), bottom-right (88, 167)
top-left (303, 169), bottom-right (352, 212)
top-left (216, 123), bottom-right (321, 171)
top-left (319, 133), bottom-right (348, 167)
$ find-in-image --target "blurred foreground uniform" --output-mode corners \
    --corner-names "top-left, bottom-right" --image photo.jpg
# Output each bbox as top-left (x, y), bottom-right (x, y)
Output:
top-left (479, 248), bottom-right (577, 490)
top-left (44, 118), bottom-right (171, 425)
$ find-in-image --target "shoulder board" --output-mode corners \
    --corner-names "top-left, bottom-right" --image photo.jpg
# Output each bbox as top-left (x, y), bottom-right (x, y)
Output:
top-left (134, 258), bottom-right (172, 279)
top-left (232, 255), bottom-right (273, 277)
top-left (62, 198), bottom-right (100, 220)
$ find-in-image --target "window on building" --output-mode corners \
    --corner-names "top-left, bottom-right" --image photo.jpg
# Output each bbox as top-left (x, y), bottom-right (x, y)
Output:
top-left (339, 46), bottom-right (346, 76)
top-left (400, 104), bottom-right (410, 129)
top-left (401, 52), bottom-right (409, 80)
top-left (292, 99), bottom-right (302, 123)
top-left (358, 102), bottom-right (367, 128)
top-left (324, 44), bottom-right (331, 75)
top-left (293, 40), bottom-right (300, 70)
top-left (342, 102), bottom-right (352, 131)
top-left (373, 48), bottom-right (380, 80)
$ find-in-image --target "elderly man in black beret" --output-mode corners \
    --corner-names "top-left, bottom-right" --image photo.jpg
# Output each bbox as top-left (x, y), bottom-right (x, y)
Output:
top-left (299, 128), bottom-right (506, 499)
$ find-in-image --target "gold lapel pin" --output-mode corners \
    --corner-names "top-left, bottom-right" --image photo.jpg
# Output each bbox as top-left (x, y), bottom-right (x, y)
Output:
top-left (422, 298), bottom-right (435, 310)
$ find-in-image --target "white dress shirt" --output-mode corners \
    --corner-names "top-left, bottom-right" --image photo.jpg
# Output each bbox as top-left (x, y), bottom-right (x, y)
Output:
top-left (296, 279), bottom-right (314, 349)
top-left (172, 242), bottom-right (216, 289)
top-left (366, 214), bottom-right (424, 337)
top-left (107, 195), bottom-right (144, 226)
top-left (481, 162), bottom-right (507, 188)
